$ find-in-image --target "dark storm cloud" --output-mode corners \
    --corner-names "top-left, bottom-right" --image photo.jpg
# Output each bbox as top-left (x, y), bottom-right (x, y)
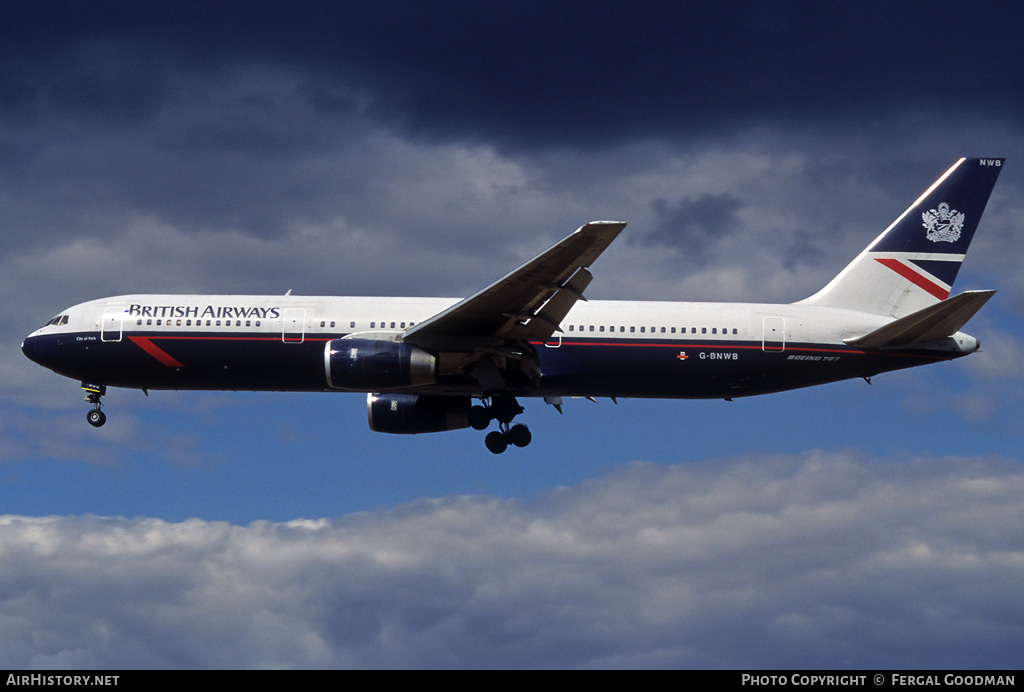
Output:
top-left (648, 193), bottom-right (743, 255)
top-left (3, 2), bottom-right (1020, 262)
top-left (4, 2), bottom-right (1023, 147)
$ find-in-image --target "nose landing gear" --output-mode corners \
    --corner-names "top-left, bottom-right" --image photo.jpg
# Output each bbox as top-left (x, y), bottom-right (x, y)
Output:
top-left (82, 382), bottom-right (107, 427)
top-left (472, 395), bottom-right (532, 454)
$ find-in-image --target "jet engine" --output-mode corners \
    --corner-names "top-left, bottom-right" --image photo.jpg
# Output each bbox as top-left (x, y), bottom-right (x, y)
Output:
top-left (325, 338), bottom-right (436, 391)
top-left (367, 393), bottom-right (471, 434)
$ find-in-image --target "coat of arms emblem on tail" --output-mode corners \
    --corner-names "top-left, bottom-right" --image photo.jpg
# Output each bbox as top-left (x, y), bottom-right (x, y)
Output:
top-left (923, 202), bottom-right (965, 243)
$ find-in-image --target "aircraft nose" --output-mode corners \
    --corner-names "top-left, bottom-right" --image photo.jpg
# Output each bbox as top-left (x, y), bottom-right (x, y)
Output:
top-left (21, 333), bottom-right (50, 366)
top-left (22, 335), bottom-right (39, 363)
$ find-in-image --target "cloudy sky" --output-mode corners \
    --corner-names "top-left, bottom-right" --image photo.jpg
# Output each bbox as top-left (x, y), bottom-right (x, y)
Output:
top-left (2, 1), bottom-right (1023, 669)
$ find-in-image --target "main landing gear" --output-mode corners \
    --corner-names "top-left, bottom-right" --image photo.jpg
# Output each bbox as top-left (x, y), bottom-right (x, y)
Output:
top-left (82, 382), bottom-right (107, 427)
top-left (469, 395), bottom-right (532, 454)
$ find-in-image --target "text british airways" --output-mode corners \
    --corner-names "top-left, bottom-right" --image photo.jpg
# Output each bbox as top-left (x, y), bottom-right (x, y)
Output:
top-left (127, 304), bottom-right (281, 319)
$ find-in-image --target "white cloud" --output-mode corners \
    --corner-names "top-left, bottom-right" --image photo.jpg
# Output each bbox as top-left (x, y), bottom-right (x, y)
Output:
top-left (1, 451), bottom-right (1021, 669)
top-left (964, 326), bottom-right (1024, 382)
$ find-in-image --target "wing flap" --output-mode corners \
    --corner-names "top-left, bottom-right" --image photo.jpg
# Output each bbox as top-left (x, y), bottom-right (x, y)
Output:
top-left (507, 267), bottom-right (594, 341)
top-left (404, 221), bottom-right (625, 350)
top-left (844, 290), bottom-right (995, 348)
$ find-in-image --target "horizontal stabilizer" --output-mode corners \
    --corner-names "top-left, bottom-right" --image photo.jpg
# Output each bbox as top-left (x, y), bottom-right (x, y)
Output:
top-left (844, 290), bottom-right (995, 348)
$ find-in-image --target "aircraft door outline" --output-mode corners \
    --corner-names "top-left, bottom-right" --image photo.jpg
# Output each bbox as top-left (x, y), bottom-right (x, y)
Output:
top-left (101, 308), bottom-right (124, 343)
top-left (282, 309), bottom-right (306, 343)
top-left (762, 316), bottom-right (785, 352)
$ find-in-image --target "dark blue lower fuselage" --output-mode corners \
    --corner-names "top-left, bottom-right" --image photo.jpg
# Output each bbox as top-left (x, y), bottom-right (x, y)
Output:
top-left (22, 329), bottom-right (954, 400)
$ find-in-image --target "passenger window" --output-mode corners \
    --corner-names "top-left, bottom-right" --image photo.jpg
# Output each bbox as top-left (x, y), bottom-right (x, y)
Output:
top-left (599, 326), bottom-right (605, 332)
top-left (630, 326), bottom-right (635, 333)
top-left (255, 321), bottom-right (261, 327)
top-left (137, 319), bottom-right (142, 325)
top-left (733, 328), bottom-right (738, 334)
top-left (246, 320), bottom-right (251, 327)
top-left (589, 326), bottom-right (594, 332)
top-left (370, 322), bottom-right (375, 328)
top-left (661, 327), bottom-right (666, 333)
top-left (712, 328), bottom-right (717, 334)
top-left (701, 327), bottom-right (707, 334)
top-left (350, 321), bottom-right (356, 328)
top-left (640, 327), bottom-right (645, 333)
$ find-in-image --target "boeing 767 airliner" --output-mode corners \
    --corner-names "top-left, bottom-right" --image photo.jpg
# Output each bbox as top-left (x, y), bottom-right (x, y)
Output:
top-left (22, 157), bottom-right (1004, 453)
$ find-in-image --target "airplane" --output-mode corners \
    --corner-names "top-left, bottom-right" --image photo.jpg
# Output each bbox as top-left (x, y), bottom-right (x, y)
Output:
top-left (22, 157), bottom-right (1004, 453)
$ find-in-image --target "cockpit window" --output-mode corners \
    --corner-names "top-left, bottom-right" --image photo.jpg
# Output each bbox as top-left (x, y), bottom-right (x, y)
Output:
top-left (45, 315), bottom-right (69, 327)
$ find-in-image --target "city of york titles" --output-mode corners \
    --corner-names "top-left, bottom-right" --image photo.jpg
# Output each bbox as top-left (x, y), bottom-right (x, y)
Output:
top-left (127, 304), bottom-right (281, 320)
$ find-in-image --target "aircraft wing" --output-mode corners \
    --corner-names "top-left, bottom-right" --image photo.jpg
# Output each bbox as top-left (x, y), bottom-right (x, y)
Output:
top-left (403, 221), bottom-right (625, 352)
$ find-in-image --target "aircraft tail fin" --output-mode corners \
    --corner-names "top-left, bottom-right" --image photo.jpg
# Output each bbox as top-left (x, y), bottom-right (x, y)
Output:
top-left (798, 158), bottom-right (1004, 318)
top-left (843, 289), bottom-right (994, 349)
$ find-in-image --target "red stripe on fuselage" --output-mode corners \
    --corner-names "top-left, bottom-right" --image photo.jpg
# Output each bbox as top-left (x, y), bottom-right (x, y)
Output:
top-left (530, 340), bottom-right (947, 360)
top-left (127, 336), bottom-right (186, 367)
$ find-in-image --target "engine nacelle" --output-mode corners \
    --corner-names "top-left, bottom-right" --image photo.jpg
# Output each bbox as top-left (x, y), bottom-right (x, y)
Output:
top-left (325, 338), bottom-right (436, 391)
top-left (367, 393), bottom-right (471, 434)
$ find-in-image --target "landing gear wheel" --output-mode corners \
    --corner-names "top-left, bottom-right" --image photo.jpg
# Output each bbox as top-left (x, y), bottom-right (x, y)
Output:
top-left (468, 405), bottom-right (491, 431)
top-left (508, 423), bottom-right (532, 448)
top-left (479, 395), bottom-right (533, 452)
top-left (81, 382), bottom-right (107, 428)
top-left (485, 430), bottom-right (508, 455)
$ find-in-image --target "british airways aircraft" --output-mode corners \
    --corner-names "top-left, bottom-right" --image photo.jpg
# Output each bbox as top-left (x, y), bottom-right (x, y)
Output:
top-left (22, 157), bottom-right (1004, 453)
